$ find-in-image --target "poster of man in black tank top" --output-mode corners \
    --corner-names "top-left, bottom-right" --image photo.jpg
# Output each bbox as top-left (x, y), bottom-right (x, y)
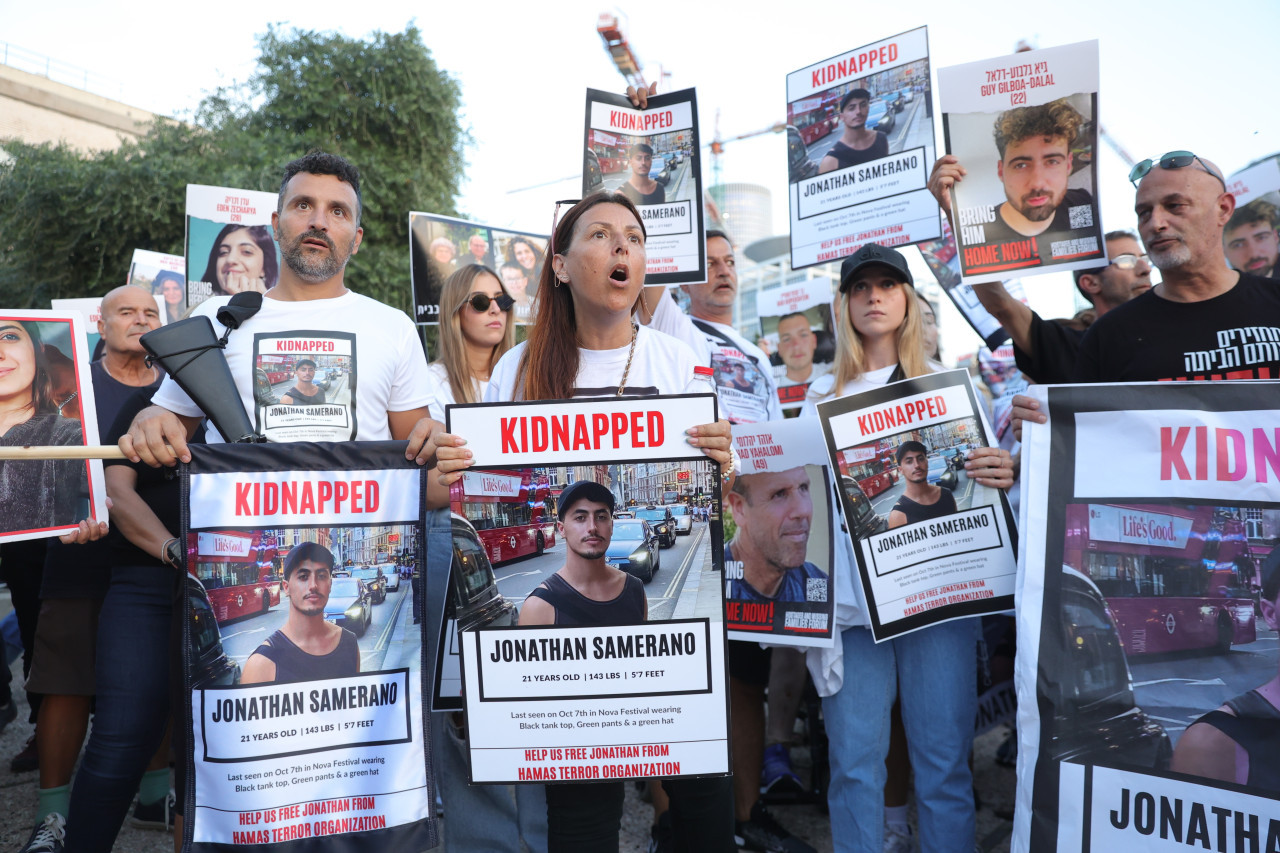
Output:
top-left (817, 369), bottom-right (1017, 641)
top-left (450, 395), bottom-right (730, 785)
top-left (278, 358), bottom-right (327, 407)
top-left (1014, 381), bottom-right (1280, 853)
top-left (242, 542), bottom-right (359, 684)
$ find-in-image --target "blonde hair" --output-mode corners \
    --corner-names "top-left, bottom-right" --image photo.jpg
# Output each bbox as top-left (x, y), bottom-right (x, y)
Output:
top-left (433, 265), bottom-right (516, 405)
top-left (821, 279), bottom-right (928, 398)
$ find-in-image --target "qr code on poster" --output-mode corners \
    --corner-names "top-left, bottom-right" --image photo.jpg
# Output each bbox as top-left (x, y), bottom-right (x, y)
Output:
top-left (1068, 204), bottom-right (1094, 229)
top-left (806, 578), bottom-right (828, 603)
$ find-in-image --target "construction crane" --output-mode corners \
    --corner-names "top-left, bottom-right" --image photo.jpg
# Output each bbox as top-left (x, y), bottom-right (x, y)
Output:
top-left (596, 13), bottom-right (647, 91)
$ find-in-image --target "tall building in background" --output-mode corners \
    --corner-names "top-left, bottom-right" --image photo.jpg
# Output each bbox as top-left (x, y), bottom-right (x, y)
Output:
top-left (707, 183), bottom-right (772, 249)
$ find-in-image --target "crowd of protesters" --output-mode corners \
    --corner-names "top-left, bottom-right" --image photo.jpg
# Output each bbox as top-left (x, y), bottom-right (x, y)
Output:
top-left (0, 105), bottom-right (1277, 853)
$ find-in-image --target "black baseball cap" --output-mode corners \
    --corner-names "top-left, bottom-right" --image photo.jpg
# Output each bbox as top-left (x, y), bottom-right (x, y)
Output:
top-left (839, 243), bottom-right (914, 292)
top-left (557, 481), bottom-right (616, 519)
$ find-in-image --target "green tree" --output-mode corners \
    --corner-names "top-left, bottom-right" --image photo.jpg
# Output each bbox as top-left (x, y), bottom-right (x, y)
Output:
top-left (0, 24), bottom-right (464, 313)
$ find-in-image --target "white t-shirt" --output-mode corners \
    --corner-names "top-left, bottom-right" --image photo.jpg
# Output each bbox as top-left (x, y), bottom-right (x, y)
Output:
top-left (485, 325), bottom-right (703, 402)
top-left (151, 291), bottom-right (432, 443)
top-left (648, 295), bottom-right (782, 423)
top-left (423, 362), bottom-right (491, 423)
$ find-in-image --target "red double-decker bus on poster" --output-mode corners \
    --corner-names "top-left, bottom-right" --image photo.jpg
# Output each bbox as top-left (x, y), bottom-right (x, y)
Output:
top-left (451, 470), bottom-right (557, 565)
top-left (838, 443), bottom-right (898, 498)
top-left (1063, 503), bottom-right (1257, 656)
top-left (589, 129), bottom-right (630, 174)
top-left (259, 354), bottom-right (296, 385)
top-left (788, 90), bottom-right (840, 146)
top-left (189, 530), bottom-right (282, 624)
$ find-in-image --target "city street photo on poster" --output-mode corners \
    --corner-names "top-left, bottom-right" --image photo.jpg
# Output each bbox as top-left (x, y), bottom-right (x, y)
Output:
top-left (817, 369), bottom-right (1016, 641)
top-left (128, 248), bottom-right (187, 325)
top-left (409, 212), bottom-right (547, 325)
top-left (182, 442), bottom-right (434, 852)
top-left (1015, 381), bottom-right (1280, 853)
top-left (786, 26), bottom-right (939, 270)
top-left (938, 40), bottom-right (1104, 284)
top-left (447, 394), bottom-right (729, 784)
top-left (754, 281), bottom-right (835, 416)
top-left (185, 184), bottom-right (282, 311)
top-left (724, 418), bottom-right (836, 646)
top-left (583, 87), bottom-right (705, 285)
top-left (0, 309), bottom-right (107, 544)
top-left (252, 330), bottom-right (357, 442)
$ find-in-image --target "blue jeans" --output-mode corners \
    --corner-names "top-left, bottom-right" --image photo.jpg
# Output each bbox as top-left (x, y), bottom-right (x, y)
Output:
top-left (822, 620), bottom-right (978, 853)
top-left (435, 711), bottom-right (548, 853)
top-left (64, 565), bottom-right (177, 853)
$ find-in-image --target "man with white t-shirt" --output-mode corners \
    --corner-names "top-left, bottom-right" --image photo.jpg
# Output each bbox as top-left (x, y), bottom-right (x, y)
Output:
top-left (120, 151), bottom-right (444, 472)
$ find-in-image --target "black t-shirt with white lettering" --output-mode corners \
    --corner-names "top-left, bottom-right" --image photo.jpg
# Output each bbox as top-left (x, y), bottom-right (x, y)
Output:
top-left (1072, 273), bottom-right (1280, 383)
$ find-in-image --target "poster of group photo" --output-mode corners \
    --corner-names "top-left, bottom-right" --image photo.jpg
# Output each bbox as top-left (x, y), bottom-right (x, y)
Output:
top-left (409, 212), bottom-right (547, 326)
top-left (583, 87), bottom-right (706, 285)
top-left (725, 418), bottom-right (836, 646)
top-left (938, 40), bottom-right (1104, 284)
top-left (816, 369), bottom-right (1016, 641)
top-left (755, 281), bottom-right (835, 416)
top-left (1015, 381), bottom-right (1280, 853)
top-left (1224, 157), bottom-right (1280, 281)
top-left (786, 27), bottom-right (939, 269)
top-left (185, 184), bottom-right (283, 310)
top-left (447, 394), bottom-right (730, 784)
top-left (0, 310), bottom-right (107, 544)
top-left (182, 443), bottom-right (435, 852)
top-left (128, 248), bottom-right (188, 325)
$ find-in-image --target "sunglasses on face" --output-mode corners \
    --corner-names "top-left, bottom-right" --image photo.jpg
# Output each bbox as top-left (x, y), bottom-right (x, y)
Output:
top-left (1128, 151), bottom-right (1226, 190)
top-left (1109, 253), bottom-right (1149, 270)
top-left (461, 292), bottom-right (515, 313)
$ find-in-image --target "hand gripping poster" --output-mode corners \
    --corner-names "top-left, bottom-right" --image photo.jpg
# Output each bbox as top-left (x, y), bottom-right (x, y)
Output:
top-left (1016, 381), bottom-right (1280, 853)
top-left (816, 369), bottom-right (1016, 641)
top-left (938, 40), bottom-right (1104, 284)
top-left (786, 27), bottom-right (939, 270)
top-left (725, 418), bottom-right (836, 646)
top-left (447, 394), bottom-right (730, 783)
top-left (181, 442), bottom-right (436, 852)
top-left (409, 212), bottom-right (549, 325)
top-left (0, 309), bottom-right (107, 544)
top-left (583, 87), bottom-right (706, 285)
top-left (185, 185), bottom-right (283, 311)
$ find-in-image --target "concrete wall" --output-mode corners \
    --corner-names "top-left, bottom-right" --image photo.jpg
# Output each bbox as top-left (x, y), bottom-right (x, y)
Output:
top-left (0, 63), bottom-right (160, 153)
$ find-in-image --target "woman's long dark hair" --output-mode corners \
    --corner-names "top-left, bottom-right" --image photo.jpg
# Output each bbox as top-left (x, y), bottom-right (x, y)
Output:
top-left (515, 191), bottom-right (646, 401)
top-left (506, 235), bottom-right (546, 272)
top-left (17, 321), bottom-right (57, 416)
top-left (201, 224), bottom-right (279, 295)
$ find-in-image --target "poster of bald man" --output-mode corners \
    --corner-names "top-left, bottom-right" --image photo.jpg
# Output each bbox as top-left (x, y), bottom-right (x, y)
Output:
top-left (725, 417), bottom-right (837, 646)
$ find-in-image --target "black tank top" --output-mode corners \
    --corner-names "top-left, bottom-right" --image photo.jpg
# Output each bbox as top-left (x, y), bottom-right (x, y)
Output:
top-left (283, 385), bottom-right (326, 406)
top-left (252, 628), bottom-right (360, 683)
top-left (527, 572), bottom-right (645, 627)
top-left (892, 489), bottom-right (958, 526)
top-left (1195, 690), bottom-right (1280, 793)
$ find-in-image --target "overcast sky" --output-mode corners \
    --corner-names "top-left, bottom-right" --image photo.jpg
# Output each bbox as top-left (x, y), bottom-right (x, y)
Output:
top-left (7, 0), bottom-right (1279, 355)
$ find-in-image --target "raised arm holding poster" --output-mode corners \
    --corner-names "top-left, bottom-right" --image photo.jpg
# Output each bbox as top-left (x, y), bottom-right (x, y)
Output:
top-left (409, 212), bottom-right (548, 325)
top-left (725, 417), bottom-right (837, 646)
top-left (185, 185), bottom-right (283, 311)
top-left (1015, 381), bottom-right (1280, 853)
top-left (817, 369), bottom-right (1016, 641)
top-left (0, 309), bottom-right (107, 544)
top-left (181, 441), bottom-right (436, 852)
top-left (447, 394), bottom-right (729, 785)
top-left (583, 87), bottom-right (705, 285)
top-left (938, 40), bottom-right (1103, 284)
top-left (786, 27), bottom-right (939, 269)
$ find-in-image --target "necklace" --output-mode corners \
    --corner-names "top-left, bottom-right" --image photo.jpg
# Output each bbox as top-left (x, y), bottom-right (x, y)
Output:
top-left (617, 322), bottom-right (638, 396)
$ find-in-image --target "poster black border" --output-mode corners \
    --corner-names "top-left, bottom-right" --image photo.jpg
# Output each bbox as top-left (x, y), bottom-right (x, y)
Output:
top-left (1032, 381), bottom-right (1280, 853)
top-left (582, 87), bottom-right (706, 287)
top-left (818, 370), bottom-right (1018, 642)
top-left (251, 330), bottom-right (358, 442)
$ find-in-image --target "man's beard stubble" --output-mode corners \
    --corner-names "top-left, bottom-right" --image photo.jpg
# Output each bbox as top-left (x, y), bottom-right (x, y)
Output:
top-left (283, 229), bottom-right (353, 282)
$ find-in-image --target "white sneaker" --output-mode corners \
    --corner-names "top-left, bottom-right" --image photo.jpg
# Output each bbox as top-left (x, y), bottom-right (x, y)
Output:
top-left (20, 813), bottom-right (66, 853)
top-left (883, 822), bottom-right (914, 853)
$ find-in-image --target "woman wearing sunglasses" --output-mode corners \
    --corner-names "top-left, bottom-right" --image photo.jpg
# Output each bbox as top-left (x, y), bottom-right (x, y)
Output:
top-left (424, 265), bottom-right (517, 421)
top-left (434, 190), bottom-right (736, 852)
